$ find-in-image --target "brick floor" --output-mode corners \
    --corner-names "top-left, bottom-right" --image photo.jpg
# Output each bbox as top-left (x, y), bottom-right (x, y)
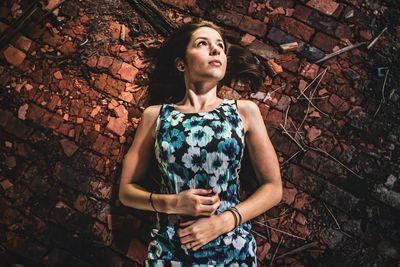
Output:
top-left (0, 0), bottom-right (399, 266)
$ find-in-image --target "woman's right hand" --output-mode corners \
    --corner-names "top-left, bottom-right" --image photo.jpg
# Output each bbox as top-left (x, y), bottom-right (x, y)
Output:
top-left (174, 188), bottom-right (221, 217)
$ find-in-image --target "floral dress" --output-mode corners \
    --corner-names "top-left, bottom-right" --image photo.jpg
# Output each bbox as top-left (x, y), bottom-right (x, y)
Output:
top-left (145, 99), bottom-right (257, 267)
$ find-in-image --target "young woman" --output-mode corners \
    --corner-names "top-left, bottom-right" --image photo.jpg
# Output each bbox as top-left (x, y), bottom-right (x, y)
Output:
top-left (119, 20), bottom-right (282, 266)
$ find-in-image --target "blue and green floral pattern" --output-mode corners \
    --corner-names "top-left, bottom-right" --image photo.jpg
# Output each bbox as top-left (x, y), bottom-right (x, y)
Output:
top-left (145, 99), bottom-right (257, 267)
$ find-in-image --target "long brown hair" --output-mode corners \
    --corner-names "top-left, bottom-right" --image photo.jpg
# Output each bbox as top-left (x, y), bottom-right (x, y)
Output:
top-left (145, 20), bottom-right (264, 105)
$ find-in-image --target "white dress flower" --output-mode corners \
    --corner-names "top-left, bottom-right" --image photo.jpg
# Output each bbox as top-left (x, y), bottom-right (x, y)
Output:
top-left (203, 152), bottom-right (229, 176)
top-left (187, 125), bottom-right (214, 147)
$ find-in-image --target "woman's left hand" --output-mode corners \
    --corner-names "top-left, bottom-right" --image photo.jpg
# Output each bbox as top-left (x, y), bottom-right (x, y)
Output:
top-left (177, 215), bottom-right (224, 251)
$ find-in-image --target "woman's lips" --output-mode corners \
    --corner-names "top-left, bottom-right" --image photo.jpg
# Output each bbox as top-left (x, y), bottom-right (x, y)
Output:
top-left (209, 60), bottom-right (222, 67)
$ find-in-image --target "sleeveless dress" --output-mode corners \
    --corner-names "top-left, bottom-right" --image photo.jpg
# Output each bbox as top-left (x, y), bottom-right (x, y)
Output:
top-left (145, 99), bottom-right (257, 267)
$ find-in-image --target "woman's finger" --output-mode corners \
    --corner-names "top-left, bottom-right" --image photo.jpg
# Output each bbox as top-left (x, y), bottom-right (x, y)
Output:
top-left (179, 219), bottom-right (195, 227)
top-left (191, 188), bottom-right (212, 196)
top-left (192, 242), bottom-right (203, 251)
top-left (198, 194), bottom-right (219, 205)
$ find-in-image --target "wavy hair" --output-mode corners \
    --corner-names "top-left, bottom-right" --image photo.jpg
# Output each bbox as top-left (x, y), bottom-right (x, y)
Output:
top-left (145, 20), bottom-right (264, 105)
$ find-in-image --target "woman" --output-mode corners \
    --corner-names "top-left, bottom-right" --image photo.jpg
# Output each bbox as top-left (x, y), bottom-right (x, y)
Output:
top-left (119, 20), bottom-right (282, 266)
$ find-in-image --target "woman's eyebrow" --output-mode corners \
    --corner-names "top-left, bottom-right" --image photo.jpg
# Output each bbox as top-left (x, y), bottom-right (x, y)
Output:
top-left (194, 37), bottom-right (224, 42)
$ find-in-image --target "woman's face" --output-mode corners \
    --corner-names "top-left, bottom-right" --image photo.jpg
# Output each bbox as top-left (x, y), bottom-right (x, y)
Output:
top-left (178, 27), bottom-right (227, 83)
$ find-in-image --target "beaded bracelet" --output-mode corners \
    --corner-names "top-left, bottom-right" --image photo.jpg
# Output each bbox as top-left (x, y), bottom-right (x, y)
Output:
top-left (149, 192), bottom-right (158, 212)
top-left (230, 206), bottom-right (243, 227)
top-left (225, 208), bottom-right (238, 231)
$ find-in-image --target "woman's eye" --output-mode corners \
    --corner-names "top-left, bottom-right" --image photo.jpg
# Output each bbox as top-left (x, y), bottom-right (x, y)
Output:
top-left (198, 41), bottom-right (207, 46)
top-left (218, 43), bottom-right (224, 49)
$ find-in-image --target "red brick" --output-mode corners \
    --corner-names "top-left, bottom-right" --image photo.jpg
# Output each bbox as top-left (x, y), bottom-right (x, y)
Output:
top-left (89, 179), bottom-right (112, 201)
top-left (58, 41), bottom-right (76, 55)
top-left (311, 32), bottom-right (339, 52)
top-left (298, 61), bottom-right (319, 79)
top-left (97, 56), bottom-right (114, 69)
top-left (109, 60), bottom-right (123, 79)
top-left (161, 0), bottom-right (204, 16)
top-left (42, 30), bottom-right (65, 47)
top-left (3, 46), bottom-right (26, 66)
top-left (43, 114), bottom-right (63, 130)
top-left (117, 62), bottom-right (138, 83)
top-left (293, 5), bottom-right (313, 22)
top-left (90, 133), bottom-right (113, 155)
top-left (266, 27), bottom-right (300, 45)
top-left (238, 16), bottom-right (267, 37)
top-left (69, 99), bottom-right (84, 116)
top-left (26, 104), bottom-right (46, 124)
top-left (59, 138), bottom-right (78, 157)
top-left (106, 117), bottom-right (127, 136)
top-left (15, 36), bottom-right (32, 52)
top-left (329, 94), bottom-right (345, 109)
top-left (239, 33), bottom-right (256, 46)
top-left (282, 186), bottom-right (298, 205)
top-left (211, 9), bottom-right (243, 28)
top-left (316, 97), bottom-right (335, 114)
top-left (307, 0), bottom-right (340, 16)
top-left (270, 16), bottom-right (315, 41)
top-left (86, 55), bottom-right (98, 68)
top-left (247, 39), bottom-right (278, 60)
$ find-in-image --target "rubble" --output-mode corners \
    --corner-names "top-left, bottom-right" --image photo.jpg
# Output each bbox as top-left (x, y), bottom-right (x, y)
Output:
top-left (3, 46), bottom-right (26, 66)
top-left (0, 0), bottom-right (399, 266)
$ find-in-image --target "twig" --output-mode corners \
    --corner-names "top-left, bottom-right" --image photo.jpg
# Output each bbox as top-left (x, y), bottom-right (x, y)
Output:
top-left (322, 202), bottom-right (341, 230)
top-left (281, 149), bottom-right (303, 167)
top-left (296, 86), bottom-right (329, 117)
top-left (374, 68), bottom-right (389, 117)
top-left (253, 220), bottom-right (306, 240)
top-left (367, 27), bottom-right (388, 50)
top-left (275, 241), bottom-right (319, 260)
top-left (267, 211), bottom-right (291, 222)
top-left (298, 95), bottom-right (330, 100)
top-left (296, 68), bottom-right (328, 99)
top-left (250, 229), bottom-right (268, 240)
top-left (315, 42), bottom-right (366, 64)
top-left (295, 69), bottom-right (328, 139)
top-left (283, 105), bottom-right (290, 129)
top-left (279, 124), bottom-right (306, 151)
top-left (300, 138), bottom-right (365, 180)
top-left (269, 236), bottom-right (284, 267)
top-left (270, 83), bottom-right (286, 94)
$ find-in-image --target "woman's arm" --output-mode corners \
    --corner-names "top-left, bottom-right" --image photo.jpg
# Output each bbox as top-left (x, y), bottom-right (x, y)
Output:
top-left (178, 100), bottom-right (282, 251)
top-left (119, 105), bottom-right (176, 213)
top-left (119, 105), bottom-right (221, 216)
top-left (219, 99), bottom-right (282, 229)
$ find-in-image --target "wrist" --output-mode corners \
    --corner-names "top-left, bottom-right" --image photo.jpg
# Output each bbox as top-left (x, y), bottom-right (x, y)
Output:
top-left (156, 193), bottom-right (177, 214)
top-left (218, 210), bottom-right (236, 234)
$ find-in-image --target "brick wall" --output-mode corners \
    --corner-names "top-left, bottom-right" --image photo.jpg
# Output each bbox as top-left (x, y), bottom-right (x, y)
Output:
top-left (1, 0), bottom-right (399, 266)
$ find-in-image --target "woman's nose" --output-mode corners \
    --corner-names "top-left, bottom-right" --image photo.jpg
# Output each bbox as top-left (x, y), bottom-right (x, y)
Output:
top-left (210, 44), bottom-right (220, 55)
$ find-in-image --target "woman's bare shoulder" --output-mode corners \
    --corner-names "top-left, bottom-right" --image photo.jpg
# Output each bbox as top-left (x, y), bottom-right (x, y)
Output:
top-left (236, 99), bottom-right (260, 133)
top-left (236, 99), bottom-right (259, 117)
top-left (142, 104), bottom-right (163, 120)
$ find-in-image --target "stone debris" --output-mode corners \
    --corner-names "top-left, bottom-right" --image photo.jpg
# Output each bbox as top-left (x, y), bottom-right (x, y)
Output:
top-left (18, 103), bottom-right (28, 120)
top-left (0, 0), bottom-right (399, 266)
top-left (3, 46), bottom-right (26, 66)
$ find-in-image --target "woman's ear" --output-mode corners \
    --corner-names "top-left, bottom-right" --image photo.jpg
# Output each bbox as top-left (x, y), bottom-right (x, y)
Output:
top-left (175, 58), bottom-right (185, 72)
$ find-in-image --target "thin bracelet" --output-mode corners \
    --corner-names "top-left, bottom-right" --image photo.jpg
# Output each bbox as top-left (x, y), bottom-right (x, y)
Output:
top-left (231, 206), bottom-right (243, 226)
top-left (226, 208), bottom-right (238, 231)
top-left (149, 192), bottom-right (158, 212)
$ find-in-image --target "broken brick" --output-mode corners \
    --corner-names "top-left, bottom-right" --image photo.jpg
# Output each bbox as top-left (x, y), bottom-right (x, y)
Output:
top-left (106, 117), bottom-right (127, 136)
top-left (3, 46), bottom-right (26, 66)
top-left (59, 138), bottom-right (78, 157)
